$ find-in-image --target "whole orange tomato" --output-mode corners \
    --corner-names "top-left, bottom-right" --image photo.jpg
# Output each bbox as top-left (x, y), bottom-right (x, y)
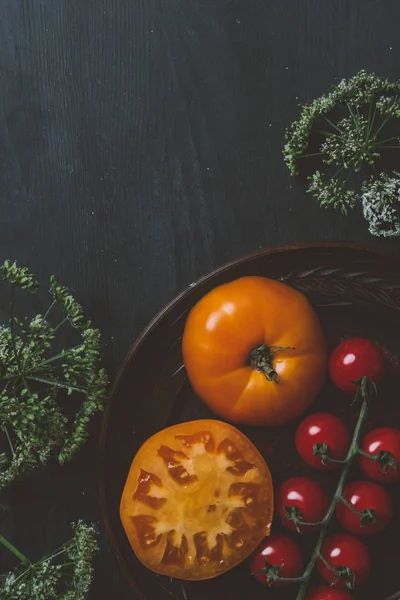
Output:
top-left (182, 276), bottom-right (327, 426)
top-left (120, 419), bottom-right (273, 580)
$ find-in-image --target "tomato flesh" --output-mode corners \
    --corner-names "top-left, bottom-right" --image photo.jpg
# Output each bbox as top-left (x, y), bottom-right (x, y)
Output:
top-left (120, 420), bottom-right (273, 580)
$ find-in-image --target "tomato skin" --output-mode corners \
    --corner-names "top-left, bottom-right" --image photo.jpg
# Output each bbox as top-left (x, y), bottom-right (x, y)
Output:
top-left (329, 338), bottom-right (384, 393)
top-left (183, 277), bottom-right (327, 426)
top-left (317, 533), bottom-right (371, 589)
top-left (306, 586), bottom-right (353, 600)
top-left (276, 477), bottom-right (329, 533)
top-left (248, 533), bottom-right (303, 587)
top-left (359, 427), bottom-right (400, 483)
top-left (120, 419), bottom-right (273, 580)
top-left (336, 480), bottom-right (393, 536)
top-left (295, 413), bottom-right (350, 470)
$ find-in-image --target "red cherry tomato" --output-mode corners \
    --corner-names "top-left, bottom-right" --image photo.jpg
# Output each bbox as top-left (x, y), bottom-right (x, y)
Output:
top-left (306, 585), bottom-right (353, 600)
top-left (317, 533), bottom-right (371, 589)
top-left (295, 413), bottom-right (350, 470)
top-left (306, 586), bottom-right (353, 600)
top-left (359, 427), bottom-right (400, 483)
top-left (329, 338), bottom-right (384, 393)
top-left (248, 532), bottom-right (303, 587)
top-left (276, 477), bottom-right (329, 533)
top-left (336, 480), bottom-right (393, 536)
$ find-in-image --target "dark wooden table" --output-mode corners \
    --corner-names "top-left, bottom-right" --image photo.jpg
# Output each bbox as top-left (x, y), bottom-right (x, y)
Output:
top-left (1, 1), bottom-right (400, 598)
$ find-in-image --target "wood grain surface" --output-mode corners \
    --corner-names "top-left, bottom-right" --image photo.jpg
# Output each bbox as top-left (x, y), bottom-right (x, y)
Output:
top-left (1, 1), bottom-right (400, 598)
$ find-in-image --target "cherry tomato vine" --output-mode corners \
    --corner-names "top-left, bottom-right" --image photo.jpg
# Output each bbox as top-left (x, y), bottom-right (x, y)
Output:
top-left (253, 376), bottom-right (396, 599)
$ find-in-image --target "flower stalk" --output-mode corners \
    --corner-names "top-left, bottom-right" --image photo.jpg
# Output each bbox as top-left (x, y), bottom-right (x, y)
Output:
top-left (0, 521), bottom-right (98, 600)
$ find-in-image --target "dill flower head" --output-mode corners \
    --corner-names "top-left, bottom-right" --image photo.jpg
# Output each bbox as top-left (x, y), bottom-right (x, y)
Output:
top-left (362, 171), bottom-right (400, 237)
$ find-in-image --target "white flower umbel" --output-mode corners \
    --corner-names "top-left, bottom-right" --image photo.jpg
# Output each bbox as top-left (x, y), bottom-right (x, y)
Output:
top-left (362, 172), bottom-right (400, 237)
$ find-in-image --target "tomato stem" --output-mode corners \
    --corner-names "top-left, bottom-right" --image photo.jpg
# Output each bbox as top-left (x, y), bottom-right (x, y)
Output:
top-left (317, 551), bottom-right (337, 573)
top-left (337, 496), bottom-right (376, 526)
top-left (317, 552), bottom-right (356, 589)
top-left (358, 449), bottom-right (376, 459)
top-left (291, 517), bottom-right (324, 529)
top-left (253, 564), bottom-right (306, 584)
top-left (249, 344), bottom-right (294, 383)
top-left (313, 442), bottom-right (347, 466)
top-left (326, 457), bottom-right (347, 465)
top-left (358, 448), bottom-right (397, 472)
top-left (0, 535), bottom-right (31, 565)
top-left (338, 496), bottom-right (363, 517)
top-left (284, 505), bottom-right (324, 531)
top-left (291, 376), bottom-right (374, 600)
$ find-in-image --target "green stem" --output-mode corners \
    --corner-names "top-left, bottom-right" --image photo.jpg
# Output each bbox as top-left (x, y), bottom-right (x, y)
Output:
top-left (25, 376), bottom-right (86, 394)
top-left (293, 518), bottom-right (323, 528)
top-left (9, 286), bottom-right (21, 373)
top-left (21, 375), bottom-right (33, 396)
top-left (347, 102), bottom-right (360, 130)
top-left (294, 378), bottom-right (371, 600)
top-left (34, 543), bottom-right (69, 568)
top-left (358, 449), bottom-right (376, 459)
top-left (366, 100), bottom-right (375, 141)
top-left (339, 496), bottom-right (363, 518)
top-left (324, 456), bottom-right (347, 465)
top-left (4, 346), bottom-right (82, 380)
top-left (291, 517), bottom-right (322, 533)
top-left (324, 116), bottom-right (342, 133)
top-left (332, 165), bottom-right (345, 181)
top-left (374, 135), bottom-right (400, 145)
top-left (5, 538), bottom-right (74, 585)
top-left (0, 535), bottom-right (31, 565)
top-left (317, 551), bottom-right (337, 573)
top-left (297, 152), bottom-right (325, 159)
top-left (3, 426), bottom-right (15, 457)
top-left (267, 575), bottom-right (306, 584)
top-left (373, 113), bottom-right (391, 138)
top-left (342, 170), bottom-right (353, 187)
top-left (54, 317), bottom-right (69, 332)
top-left (25, 352), bottom-right (68, 371)
top-left (43, 300), bottom-right (57, 321)
top-left (249, 345), bottom-right (294, 383)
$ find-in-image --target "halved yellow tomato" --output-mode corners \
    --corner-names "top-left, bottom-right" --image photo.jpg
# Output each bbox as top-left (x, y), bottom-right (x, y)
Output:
top-left (120, 419), bottom-right (273, 580)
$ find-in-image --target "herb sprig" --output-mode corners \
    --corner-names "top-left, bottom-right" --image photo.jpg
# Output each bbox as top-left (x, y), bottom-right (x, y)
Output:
top-left (0, 521), bottom-right (98, 600)
top-left (284, 70), bottom-right (400, 215)
top-left (0, 260), bottom-right (107, 489)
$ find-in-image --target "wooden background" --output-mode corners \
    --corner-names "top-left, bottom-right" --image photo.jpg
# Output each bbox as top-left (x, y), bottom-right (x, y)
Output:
top-left (1, 1), bottom-right (400, 598)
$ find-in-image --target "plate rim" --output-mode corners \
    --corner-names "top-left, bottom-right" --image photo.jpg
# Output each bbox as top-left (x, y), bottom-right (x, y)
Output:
top-left (98, 241), bottom-right (400, 598)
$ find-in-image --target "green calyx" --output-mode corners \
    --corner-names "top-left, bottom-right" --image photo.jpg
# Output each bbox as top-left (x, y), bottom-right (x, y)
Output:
top-left (249, 344), bottom-right (294, 383)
